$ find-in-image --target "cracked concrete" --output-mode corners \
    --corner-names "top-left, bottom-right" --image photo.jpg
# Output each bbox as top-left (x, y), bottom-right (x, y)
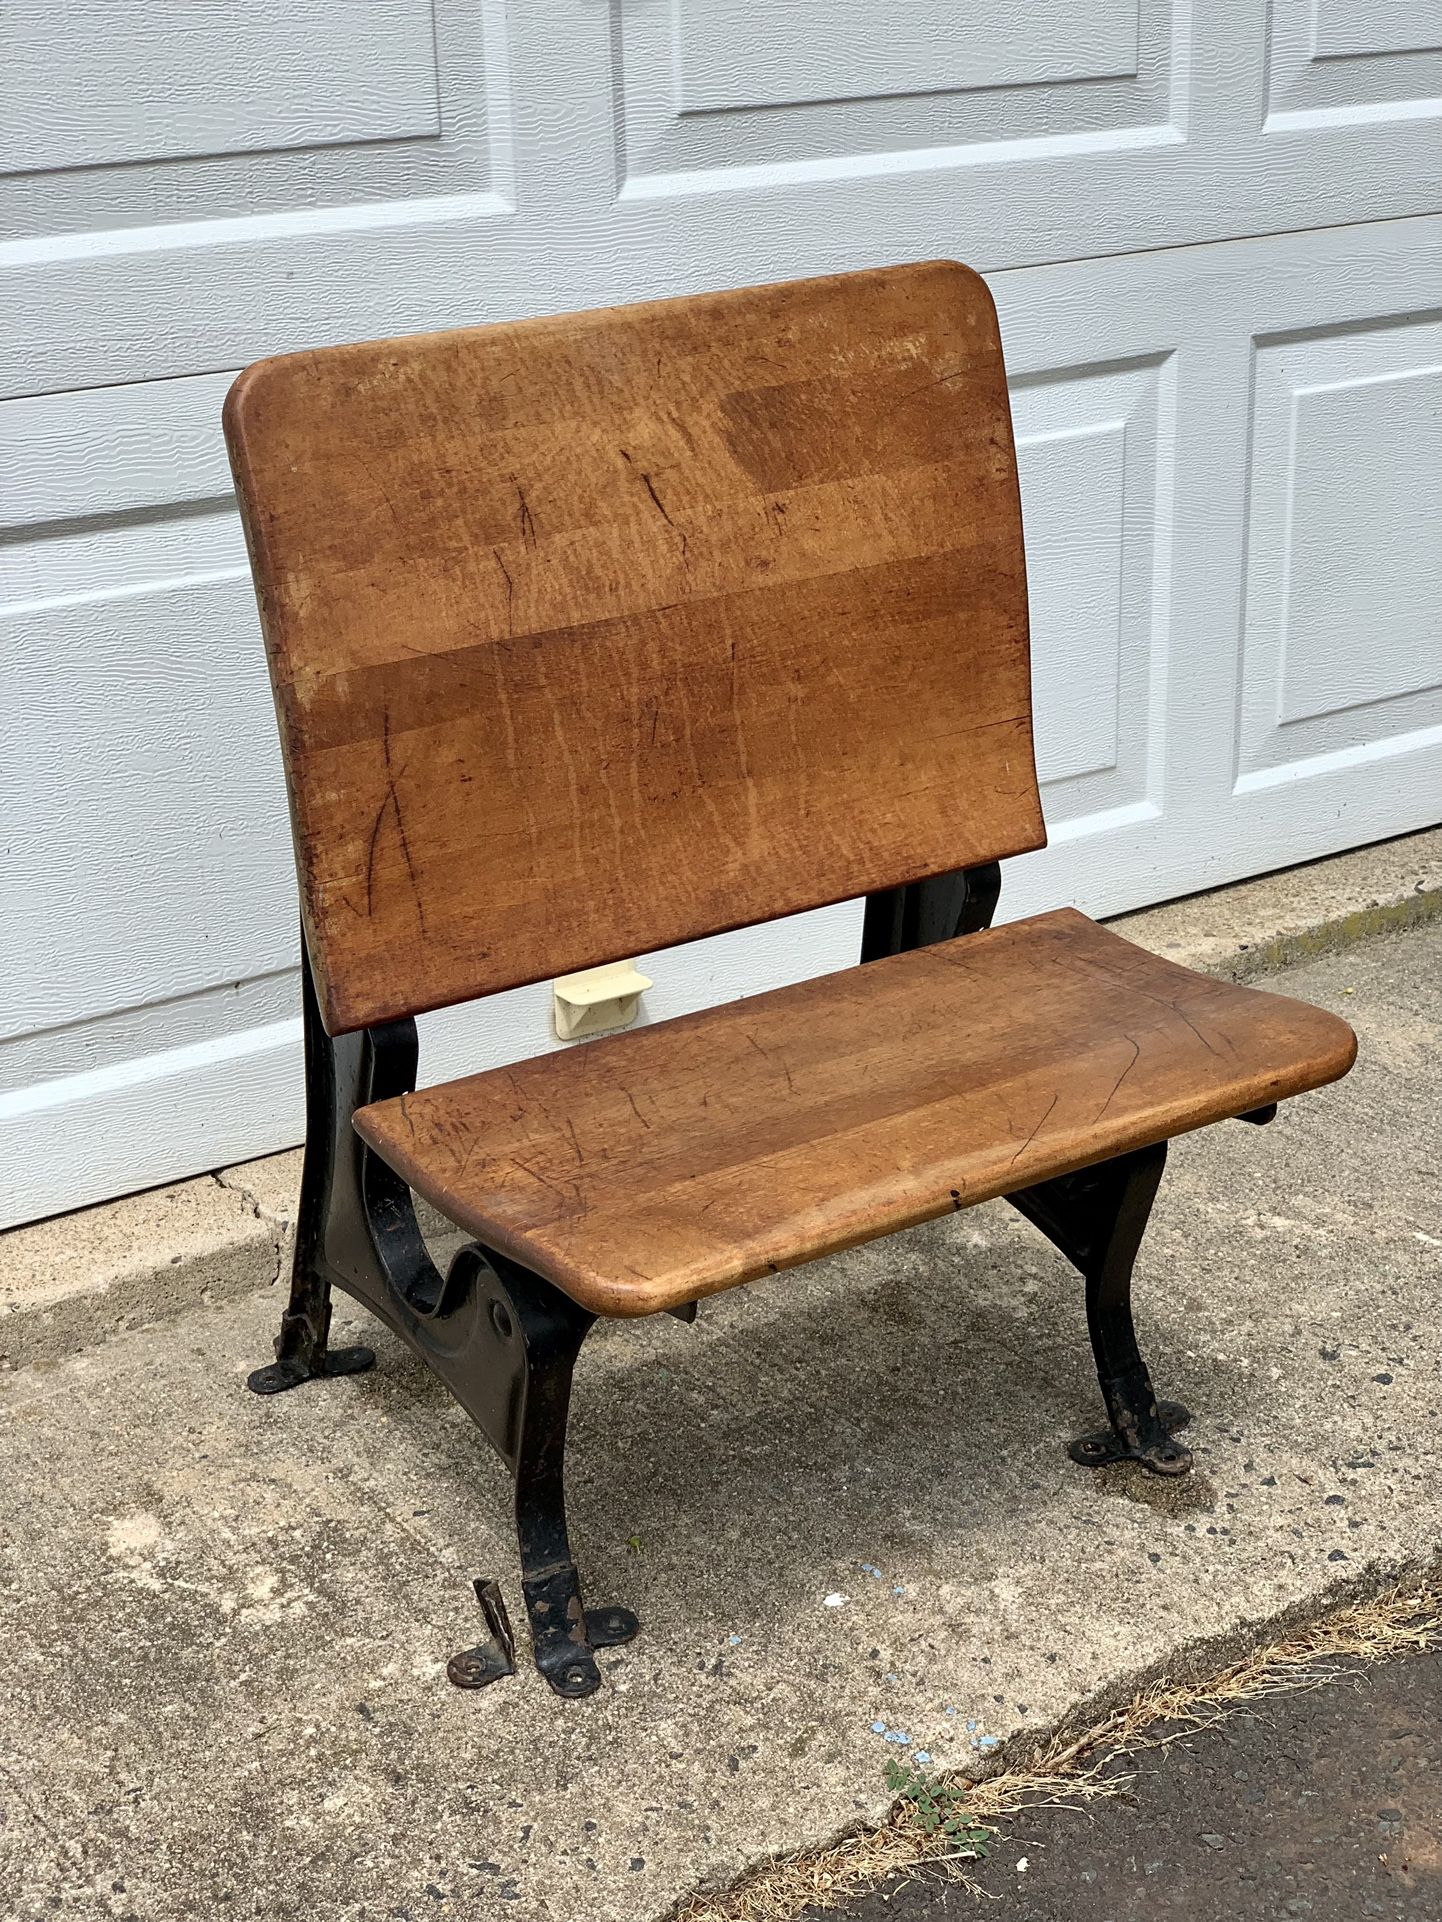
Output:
top-left (0, 1173), bottom-right (285, 1372)
top-left (0, 922), bottom-right (1438, 1921)
top-left (211, 1168), bottom-right (286, 1289)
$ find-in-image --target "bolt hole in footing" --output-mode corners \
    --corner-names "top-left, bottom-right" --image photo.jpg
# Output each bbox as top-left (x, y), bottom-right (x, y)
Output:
top-left (1069, 1401), bottom-right (1193, 1477)
top-left (446, 1578), bottom-right (517, 1690)
top-left (447, 1579), bottom-right (639, 1694)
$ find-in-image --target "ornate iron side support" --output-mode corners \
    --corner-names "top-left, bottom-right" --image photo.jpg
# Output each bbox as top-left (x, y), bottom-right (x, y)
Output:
top-left (246, 933), bottom-right (637, 1696)
top-left (439, 1245), bottom-right (639, 1699)
top-left (860, 860), bottom-right (1002, 961)
top-left (860, 871), bottom-right (1191, 1477)
top-left (1008, 1142), bottom-right (1193, 1477)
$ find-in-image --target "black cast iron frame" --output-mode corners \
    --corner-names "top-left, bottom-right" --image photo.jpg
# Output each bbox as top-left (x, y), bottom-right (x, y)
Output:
top-left (250, 867), bottom-right (1263, 1695)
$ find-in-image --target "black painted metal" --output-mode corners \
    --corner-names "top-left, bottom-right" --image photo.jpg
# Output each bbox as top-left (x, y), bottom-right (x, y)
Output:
top-left (860, 859), bottom-right (1002, 961)
top-left (247, 932), bottom-right (639, 1695)
top-left (245, 946), bottom-right (387, 1394)
top-left (453, 1243), bottom-right (640, 1698)
top-left (1008, 1142), bottom-right (1193, 1477)
top-left (447, 1578), bottom-right (517, 1689)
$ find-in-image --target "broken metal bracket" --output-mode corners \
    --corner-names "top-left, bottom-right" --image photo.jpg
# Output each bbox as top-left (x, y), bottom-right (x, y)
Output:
top-left (447, 1578), bottom-right (518, 1690)
top-left (523, 1564), bottom-right (640, 1698)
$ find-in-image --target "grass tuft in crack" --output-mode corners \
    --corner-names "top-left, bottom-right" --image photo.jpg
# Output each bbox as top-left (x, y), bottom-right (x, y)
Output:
top-left (883, 1759), bottom-right (990, 1853)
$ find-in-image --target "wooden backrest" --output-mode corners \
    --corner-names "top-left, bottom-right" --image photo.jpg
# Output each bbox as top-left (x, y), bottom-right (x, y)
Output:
top-left (224, 261), bottom-right (1044, 1034)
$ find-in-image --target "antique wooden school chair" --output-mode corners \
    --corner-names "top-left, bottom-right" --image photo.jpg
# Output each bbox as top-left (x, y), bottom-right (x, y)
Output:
top-left (224, 262), bottom-right (1356, 1696)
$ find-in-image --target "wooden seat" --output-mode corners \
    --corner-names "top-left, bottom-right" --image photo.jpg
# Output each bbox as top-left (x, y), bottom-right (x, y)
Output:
top-left (223, 259), bottom-right (1358, 1696)
top-left (357, 908), bottom-right (1355, 1317)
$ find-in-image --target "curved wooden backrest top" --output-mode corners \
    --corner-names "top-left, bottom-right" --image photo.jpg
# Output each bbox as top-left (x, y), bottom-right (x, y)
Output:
top-left (224, 260), bottom-right (1044, 1034)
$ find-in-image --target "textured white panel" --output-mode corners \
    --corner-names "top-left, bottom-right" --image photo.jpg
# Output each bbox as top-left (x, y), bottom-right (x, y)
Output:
top-left (618, 0), bottom-right (1176, 183)
top-left (2, 0), bottom-right (1439, 1230)
top-left (1313, 0), bottom-right (1442, 58)
top-left (1, 548), bottom-right (296, 1037)
top-left (1267, 0), bottom-right (1442, 125)
top-left (675, 0), bottom-right (1139, 114)
top-left (1, 1), bottom-right (440, 174)
top-left (1237, 315), bottom-right (1442, 787)
top-left (1012, 358), bottom-right (1172, 826)
top-left (0, 0), bottom-right (504, 245)
top-left (1021, 423), bottom-right (1126, 784)
top-left (0, 375), bottom-right (235, 529)
top-left (0, 1010), bottom-right (304, 1227)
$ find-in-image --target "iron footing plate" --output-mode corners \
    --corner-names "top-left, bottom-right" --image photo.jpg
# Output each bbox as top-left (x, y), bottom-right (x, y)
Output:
top-left (246, 1346), bottom-right (377, 1395)
top-left (1070, 1400), bottom-right (1193, 1476)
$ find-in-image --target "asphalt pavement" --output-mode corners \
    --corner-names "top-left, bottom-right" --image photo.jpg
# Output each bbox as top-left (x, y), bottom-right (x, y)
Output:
top-left (812, 1638), bottom-right (1442, 1921)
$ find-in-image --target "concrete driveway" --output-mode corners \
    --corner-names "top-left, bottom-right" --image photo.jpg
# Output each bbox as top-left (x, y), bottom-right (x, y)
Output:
top-left (1, 921), bottom-right (1437, 1921)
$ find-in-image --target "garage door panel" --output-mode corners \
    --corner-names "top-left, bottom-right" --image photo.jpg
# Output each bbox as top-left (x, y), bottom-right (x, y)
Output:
top-left (10, 1), bottom-right (1442, 402)
top-left (0, 973), bottom-right (305, 1227)
top-left (1266, 0), bottom-right (1442, 126)
top-left (3, 1), bottom-right (442, 176)
top-left (2, 4), bottom-right (1438, 1224)
top-left (1013, 354), bottom-right (1174, 832)
top-left (2, 555), bottom-right (294, 1038)
top-left (0, 375), bottom-right (236, 531)
top-left (1, 0), bottom-right (506, 244)
top-left (1313, 0), bottom-right (1442, 58)
top-left (993, 218), bottom-right (1440, 925)
top-left (674, 0), bottom-right (1142, 110)
top-left (621, 0), bottom-right (1175, 180)
top-left (1237, 314), bottom-right (1442, 787)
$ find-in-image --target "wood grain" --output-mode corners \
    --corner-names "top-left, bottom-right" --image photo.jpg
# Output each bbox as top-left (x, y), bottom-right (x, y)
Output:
top-left (224, 260), bottom-right (1043, 1033)
top-left (355, 909), bottom-right (1358, 1317)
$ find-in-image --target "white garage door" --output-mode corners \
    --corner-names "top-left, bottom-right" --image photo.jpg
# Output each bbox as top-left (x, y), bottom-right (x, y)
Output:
top-left (3, 2), bottom-right (1439, 1226)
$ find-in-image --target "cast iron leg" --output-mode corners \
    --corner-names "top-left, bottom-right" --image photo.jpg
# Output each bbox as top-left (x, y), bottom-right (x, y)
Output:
top-left (445, 1249), bottom-right (638, 1698)
top-left (248, 941), bottom-right (640, 1694)
top-left (1072, 1253), bottom-right (1192, 1478)
top-left (1009, 1141), bottom-right (1192, 1477)
top-left (246, 937), bottom-right (378, 1395)
top-left (246, 1258), bottom-right (375, 1395)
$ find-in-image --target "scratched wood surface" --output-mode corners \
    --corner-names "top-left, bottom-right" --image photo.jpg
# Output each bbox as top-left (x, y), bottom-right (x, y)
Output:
top-left (224, 260), bottom-right (1043, 1034)
top-left (355, 909), bottom-right (1358, 1316)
